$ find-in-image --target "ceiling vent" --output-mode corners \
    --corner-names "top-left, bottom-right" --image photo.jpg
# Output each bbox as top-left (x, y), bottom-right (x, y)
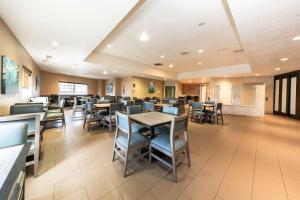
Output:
top-left (233, 49), bottom-right (244, 53)
top-left (198, 22), bottom-right (206, 26)
top-left (153, 63), bottom-right (163, 66)
top-left (180, 51), bottom-right (189, 55)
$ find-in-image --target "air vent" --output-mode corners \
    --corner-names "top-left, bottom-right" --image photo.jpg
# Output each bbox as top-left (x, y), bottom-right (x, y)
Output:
top-left (154, 63), bottom-right (163, 66)
top-left (233, 49), bottom-right (244, 53)
top-left (198, 22), bottom-right (206, 26)
top-left (180, 52), bottom-right (189, 55)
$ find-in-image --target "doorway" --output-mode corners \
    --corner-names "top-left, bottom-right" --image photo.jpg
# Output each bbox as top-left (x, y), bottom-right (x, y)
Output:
top-left (165, 86), bottom-right (176, 99)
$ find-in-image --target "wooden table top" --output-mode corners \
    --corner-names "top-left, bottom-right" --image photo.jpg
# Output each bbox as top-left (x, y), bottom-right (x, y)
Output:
top-left (93, 103), bottom-right (111, 108)
top-left (202, 104), bottom-right (215, 107)
top-left (130, 111), bottom-right (175, 127)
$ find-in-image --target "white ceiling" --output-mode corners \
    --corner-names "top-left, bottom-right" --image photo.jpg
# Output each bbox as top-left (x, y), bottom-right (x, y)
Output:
top-left (0, 0), bottom-right (141, 79)
top-left (94, 0), bottom-right (248, 74)
top-left (1, 0), bottom-right (300, 80)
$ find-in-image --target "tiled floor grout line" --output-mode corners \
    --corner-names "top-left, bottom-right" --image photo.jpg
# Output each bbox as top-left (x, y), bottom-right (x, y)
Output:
top-left (175, 127), bottom-right (235, 200)
top-left (212, 124), bottom-right (247, 200)
top-left (250, 119), bottom-right (260, 200)
top-left (270, 122), bottom-right (289, 200)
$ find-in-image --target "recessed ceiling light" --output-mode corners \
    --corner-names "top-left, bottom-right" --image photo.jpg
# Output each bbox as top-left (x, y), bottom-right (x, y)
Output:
top-left (292, 35), bottom-right (300, 41)
top-left (275, 67), bottom-right (281, 71)
top-left (223, 76), bottom-right (228, 78)
top-left (160, 55), bottom-right (164, 58)
top-left (103, 70), bottom-right (107, 75)
top-left (107, 44), bottom-right (112, 48)
top-left (280, 57), bottom-right (288, 62)
top-left (169, 64), bottom-right (174, 68)
top-left (139, 32), bottom-right (149, 42)
top-left (198, 62), bottom-right (202, 65)
top-left (255, 74), bottom-right (260, 76)
top-left (198, 49), bottom-right (204, 53)
top-left (113, 70), bottom-right (117, 73)
top-left (51, 41), bottom-right (58, 46)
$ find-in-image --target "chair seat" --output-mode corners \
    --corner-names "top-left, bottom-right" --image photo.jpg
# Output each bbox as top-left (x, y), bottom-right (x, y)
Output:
top-left (151, 134), bottom-right (186, 153)
top-left (104, 115), bottom-right (116, 122)
top-left (193, 110), bottom-right (204, 116)
top-left (47, 112), bottom-right (63, 119)
top-left (131, 122), bottom-right (149, 133)
top-left (97, 110), bottom-right (109, 116)
top-left (116, 132), bottom-right (149, 148)
top-left (47, 109), bottom-right (60, 113)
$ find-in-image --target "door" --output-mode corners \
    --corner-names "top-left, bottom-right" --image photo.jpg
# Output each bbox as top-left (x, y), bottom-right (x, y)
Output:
top-left (165, 86), bottom-right (176, 99)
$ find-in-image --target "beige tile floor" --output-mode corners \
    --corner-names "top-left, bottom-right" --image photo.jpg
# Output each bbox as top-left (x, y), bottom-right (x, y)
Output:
top-left (25, 109), bottom-right (300, 200)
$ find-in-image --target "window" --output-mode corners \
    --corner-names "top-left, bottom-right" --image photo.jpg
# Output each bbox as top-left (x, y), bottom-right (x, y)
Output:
top-left (59, 82), bottom-right (88, 94)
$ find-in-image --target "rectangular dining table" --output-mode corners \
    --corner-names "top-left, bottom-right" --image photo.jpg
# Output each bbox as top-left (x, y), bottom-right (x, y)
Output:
top-left (130, 111), bottom-right (175, 130)
top-left (93, 103), bottom-right (111, 109)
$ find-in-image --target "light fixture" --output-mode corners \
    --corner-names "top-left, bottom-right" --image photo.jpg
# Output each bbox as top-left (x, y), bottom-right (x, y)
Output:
top-left (51, 41), bottom-right (58, 46)
top-left (113, 70), bottom-right (117, 73)
top-left (198, 62), bottom-right (202, 65)
top-left (139, 32), bottom-right (149, 42)
top-left (107, 44), bottom-right (112, 48)
top-left (198, 49), bottom-right (204, 53)
top-left (160, 55), bottom-right (164, 58)
top-left (169, 64), bottom-right (173, 68)
top-left (275, 67), bottom-right (281, 71)
top-left (292, 35), bottom-right (300, 41)
top-left (280, 58), bottom-right (288, 62)
top-left (255, 74), bottom-right (260, 76)
top-left (103, 70), bottom-right (107, 75)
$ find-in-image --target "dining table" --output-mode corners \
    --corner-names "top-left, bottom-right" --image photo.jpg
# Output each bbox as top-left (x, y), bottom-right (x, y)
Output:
top-left (93, 103), bottom-right (111, 109)
top-left (130, 111), bottom-right (175, 135)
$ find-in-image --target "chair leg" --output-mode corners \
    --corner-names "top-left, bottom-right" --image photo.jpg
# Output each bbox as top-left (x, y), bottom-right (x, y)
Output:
top-left (186, 145), bottom-right (191, 167)
top-left (221, 114), bottom-right (224, 125)
top-left (83, 117), bottom-right (86, 128)
top-left (172, 155), bottom-right (177, 182)
top-left (109, 122), bottom-right (112, 132)
top-left (123, 151), bottom-right (128, 177)
top-left (148, 144), bottom-right (152, 166)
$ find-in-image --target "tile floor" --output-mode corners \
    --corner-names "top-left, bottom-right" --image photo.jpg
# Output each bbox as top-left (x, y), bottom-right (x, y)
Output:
top-left (25, 109), bottom-right (300, 200)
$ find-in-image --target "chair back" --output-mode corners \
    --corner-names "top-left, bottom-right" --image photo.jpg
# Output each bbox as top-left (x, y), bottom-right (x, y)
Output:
top-left (109, 103), bottom-right (123, 115)
top-left (127, 105), bottom-right (142, 115)
top-left (115, 111), bottom-right (131, 134)
top-left (0, 123), bottom-right (28, 149)
top-left (216, 103), bottom-right (222, 113)
top-left (162, 106), bottom-right (179, 116)
top-left (169, 99), bottom-right (178, 104)
top-left (10, 104), bottom-right (43, 115)
top-left (191, 102), bottom-right (203, 110)
top-left (85, 102), bottom-right (93, 113)
top-left (162, 99), bottom-right (169, 104)
top-left (134, 99), bottom-right (142, 105)
top-left (143, 102), bottom-right (154, 111)
top-left (170, 114), bottom-right (189, 151)
top-left (97, 99), bottom-right (110, 104)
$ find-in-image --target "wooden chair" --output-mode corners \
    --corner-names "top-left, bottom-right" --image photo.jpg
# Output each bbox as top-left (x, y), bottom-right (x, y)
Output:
top-left (209, 103), bottom-right (224, 125)
top-left (190, 102), bottom-right (204, 123)
top-left (103, 103), bottom-right (123, 132)
top-left (72, 97), bottom-right (85, 118)
top-left (149, 114), bottom-right (191, 182)
top-left (83, 102), bottom-right (103, 131)
top-left (0, 113), bottom-right (41, 177)
top-left (47, 99), bottom-right (65, 127)
top-left (112, 111), bottom-right (149, 177)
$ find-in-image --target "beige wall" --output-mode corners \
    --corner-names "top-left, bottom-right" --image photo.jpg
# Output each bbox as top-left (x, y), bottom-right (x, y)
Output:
top-left (40, 71), bottom-right (98, 95)
top-left (132, 76), bottom-right (164, 99)
top-left (97, 79), bottom-right (106, 96)
top-left (210, 76), bottom-right (274, 114)
top-left (0, 18), bottom-right (41, 115)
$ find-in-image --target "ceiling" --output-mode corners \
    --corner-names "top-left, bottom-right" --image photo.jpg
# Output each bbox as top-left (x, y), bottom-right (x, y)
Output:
top-left (0, 0), bottom-right (299, 80)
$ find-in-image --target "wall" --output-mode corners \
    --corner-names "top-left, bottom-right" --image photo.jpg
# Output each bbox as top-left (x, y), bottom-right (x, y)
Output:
top-left (210, 76), bottom-right (274, 115)
top-left (132, 76), bottom-right (164, 99)
top-left (181, 84), bottom-right (200, 96)
top-left (0, 18), bottom-right (40, 115)
top-left (97, 79), bottom-right (106, 96)
top-left (40, 71), bottom-right (98, 95)
top-left (104, 78), bottom-right (122, 96)
top-left (120, 77), bottom-right (132, 97)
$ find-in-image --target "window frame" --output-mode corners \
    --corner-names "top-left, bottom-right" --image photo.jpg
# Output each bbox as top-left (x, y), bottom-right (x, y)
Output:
top-left (58, 81), bottom-right (88, 95)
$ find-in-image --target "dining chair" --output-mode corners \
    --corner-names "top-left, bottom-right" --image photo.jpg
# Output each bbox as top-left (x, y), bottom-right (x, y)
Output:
top-left (112, 111), bottom-right (149, 177)
top-left (190, 102), bottom-right (204, 123)
top-left (103, 103), bottom-right (123, 132)
top-left (149, 114), bottom-right (191, 182)
top-left (72, 97), bottom-right (85, 118)
top-left (208, 103), bottom-right (224, 125)
top-left (143, 102), bottom-right (154, 112)
top-left (83, 102), bottom-right (103, 131)
top-left (0, 113), bottom-right (41, 177)
top-left (47, 99), bottom-right (65, 127)
top-left (155, 106), bottom-right (178, 135)
top-left (127, 105), bottom-right (150, 134)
